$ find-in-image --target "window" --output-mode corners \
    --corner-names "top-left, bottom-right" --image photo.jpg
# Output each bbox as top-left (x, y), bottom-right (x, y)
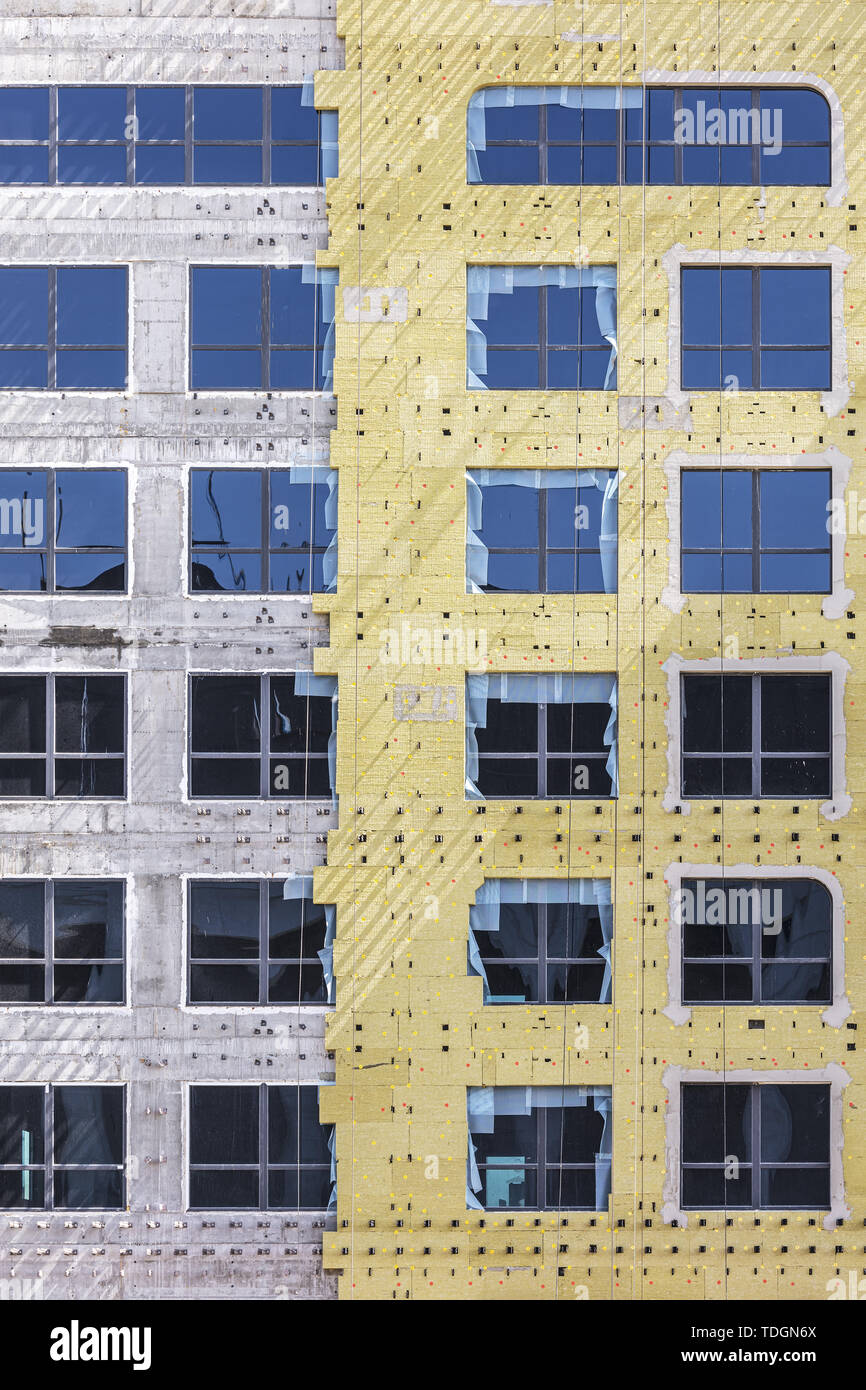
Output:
top-left (189, 266), bottom-right (337, 391)
top-left (681, 267), bottom-right (831, 390)
top-left (0, 266), bottom-right (127, 390)
top-left (681, 1083), bottom-right (831, 1209)
top-left (467, 1086), bottom-right (611, 1211)
top-left (189, 672), bottom-right (335, 799)
top-left (468, 86), bottom-right (830, 186)
top-left (467, 266), bottom-right (617, 390)
top-left (0, 1084), bottom-right (125, 1209)
top-left (468, 879), bottom-right (612, 1004)
top-left (0, 880), bottom-right (124, 1004)
top-left (188, 1085), bottom-right (333, 1209)
top-left (0, 469), bottom-right (126, 593)
top-left (466, 673), bottom-right (618, 800)
top-left (681, 469), bottom-right (831, 594)
top-left (467, 470), bottom-right (617, 594)
top-left (0, 674), bottom-right (125, 798)
top-left (188, 878), bottom-right (333, 1005)
top-left (189, 467), bottom-right (337, 594)
top-left (678, 877), bottom-right (832, 1005)
top-left (681, 673), bottom-right (831, 798)
top-left (0, 86), bottom-right (337, 186)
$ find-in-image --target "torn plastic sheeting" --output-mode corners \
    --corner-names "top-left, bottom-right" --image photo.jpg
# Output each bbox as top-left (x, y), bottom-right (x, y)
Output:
top-left (466, 265), bottom-right (617, 391)
top-left (465, 671), bottom-right (618, 800)
top-left (466, 1085), bottom-right (612, 1211)
top-left (282, 875), bottom-right (337, 1005)
top-left (292, 672), bottom-right (338, 802)
top-left (466, 468), bottom-right (618, 593)
top-left (280, 464), bottom-right (338, 592)
top-left (468, 877), bottom-right (613, 1003)
top-left (467, 85), bottom-right (642, 180)
top-left (300, 265), bottom-right (338, 393)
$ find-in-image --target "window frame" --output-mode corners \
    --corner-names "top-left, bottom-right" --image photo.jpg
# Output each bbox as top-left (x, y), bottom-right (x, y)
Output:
top-left (0, 466), bottom-right (127, 594)
top-left (468, 471), bottom-right (611, 594)
top-left (475, 696), bottom-right (615, 800)
top-left (476, 280), bottom-right (613, 391)
top-left (474, 896), bottom-right (608, 1005)
top-left (187, 672), bottom-right (331, 801)
top-left (0, 1083), bottom-right (126, 1210)
top-left (680, 1081), bottom-right (832, 1211)
top-left (679, 264), bottom-right (832, 391)
top-left (0, 878), bottom-right (126, 1006)
top-left (0, 672), bottom-right (127, 800)
top-left (0, 85), bottom-right (333, 187)
top-left (0, 264), bottom-right (129, 392)
top-left (472, 1096), bottom-right (606, 1211)
top-left (186, 878), bottom-right (331, 1007)
top-left (680, 671), bottom-right (832, 800)
top-left (187, 1083), bottom-right (332, 1212)
top-left (679, 466), bottom-right (832, 595)
top-left (188, 466), bottom-right (333, 596)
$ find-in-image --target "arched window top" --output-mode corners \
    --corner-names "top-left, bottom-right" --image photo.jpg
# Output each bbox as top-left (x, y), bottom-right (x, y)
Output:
top-left (467, 84), bottom-right (831, 187)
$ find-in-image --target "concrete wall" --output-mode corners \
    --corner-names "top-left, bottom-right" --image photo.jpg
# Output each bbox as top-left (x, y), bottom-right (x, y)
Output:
top-left (0, 0), bottom-right (342, 1301)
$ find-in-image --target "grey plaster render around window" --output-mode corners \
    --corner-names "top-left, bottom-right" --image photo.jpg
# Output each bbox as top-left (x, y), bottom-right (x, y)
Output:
top-left (661, 1062), bottom-right (850, 1230)
top-left (660, 651), bottom-right (852, 821)
top-left (660, 447), bottom-right (854, 621)
top-left (661, 243), bottom-right (852, 419)
top-left (662, 861), bottom-right (850, 1028)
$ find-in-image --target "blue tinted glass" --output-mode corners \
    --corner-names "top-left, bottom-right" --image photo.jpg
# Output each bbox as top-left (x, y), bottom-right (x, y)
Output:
top-left (761, 553), bottom-right (830, 593)
top-left (681, 552), bottom-right (722, 591)
top-left (624, 103), bottom-right (646, 141)
top-left (269, 348), bottom-right (322, 390)
top-left (481, 349), bottom-right (539, 388)
top-left (484, 551), bottom-right (539, 591)
top-left (546, 105), bottom-right (581, 142)
top-left (546, 146), bottom-right (581, 183)
top-left (760, 471), bottom-right (830, 548)
top-left (760, 145), bottom-right (829, 185)
top-left (58, 88), bottom-right (126, 141)
top-left (722, 349), bottom-right (753, 389)
top-left (720, 146), bottom-right (754, 183)
top-left (135, 87), bottom-right (184, 140)
top-left (648, 88), bottom-right (675, 140)
top-left (580, 288), bottom-right (609, 345)
top-left (58, 147), bottom-right (126, 184)
top-left (647, 146), bottom-right (675, 182)
top-left (271, 268), bottom-right (318, 345)
top-left (0, 268), bottom-right (49, 344)
top-left (194, 87), bottom-right (262, 141)
top-left (56, 350), bottom-right (126, 389)
top-left (271, 87), bottom-right (318, 142)
top-left (271, 145), bottom-right (320, 184)
top-left (0, 350), bottom-right (46, 387)
top-left (484, 286), bottom-right (538, 345)
top-left (583, 104), bottom-right (618, 142)
top-left (760, 348), bottom-right (830, 390)
top-left (682, 350), bottom-right (721, 388)
top-left (719, 90), bottom-right (754, 127)
top-left (549, 482), bottom-right (603, 546)
top-left (722, 469), bottom-right (752, 546)
top-left (269, 551), bottom-right (323, 593)
top-left (191, 349), bottom-right (262, 389)
top-left (57, 268), bottom-right (126, 346)
top-left (682, 268), bottom-right (720, 345)
top-left (134, 145), bottom-right (185, 183)
top-left (682, 470), bottom-right (721, 548)
top-left (269, 477), bottom-right (328, 548)
top-left (55, 471), bottom-right (125, 546)
top-left (55, 554), bottom-right (125, 591)
top-left (0, 147), bottom-right (49, 182)
top-left (763, 89), bottom-right (829, 143)
top-left (722, 552), bottom-right (753, 591)
top-left (192, 267), bottom-right (262, 346)
top-left (551, 550), bottom-right (604, 591)
top-left (476, 145), bottom-right (539, 183)
top-left (0, 470), bottom-right (47, 545)
top-left (0, 89), bottom-right (49, 140)
top-left (547, 349), bottom-right (579, 388)
top-left (194, 145), bottom-right (262, 183)
top-left (682, 88), bottom-right (721, 121)
top-left (579, 350), bottom-right (612, 389)
top-left (0, 554), bottom-right (45, 590)
top-left (547, 288), bottom-right (580, 346)
top-left (581, 146), bottom-right (618, 183)
top-left (478, 484), bottom-right (538, 547)
top-left (192, 552), bottom-right (262, 592)
top-left (761, 268), bottom-right (829, 345)
top-left (624, 144), bottom-right (644, 182)
top-left (484, 103), bottom-right (538, 142)
top-left (681, 145), bottom-right (720, 182)
top-left (192, 469), bottom-right (261, 547)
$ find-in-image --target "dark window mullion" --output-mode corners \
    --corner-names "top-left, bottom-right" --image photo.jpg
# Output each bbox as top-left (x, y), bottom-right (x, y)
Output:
top-left (538, 487), bottom-right (547, 591)
top-left (538, 285), bottom-right (547, 389)
top-left (752, 675), bottom-right (762, 797)
top-left (46, 675), bottom-right (55, 799)
top-left (185, 87), bottom-right (194, 183)
top-left (752, 267), bottom-right (762, 388)
top-left (751, 88), bottom-right (761, 185)
top-left (260, 675), bottom-right (269, 798)
top-left (538, 101), bottom-right (547, 185)
top-left (262, 468), bottom-right (271, 592)
top-left (538, 901), bottom-right (547, 1005)
top-left (125, 87), bottom-right (135, 185)
top-left (263, 87), bottom-right (272, 185)
top-left (48, 88), bottom-right (58, 185)
top-left (46, 470), bottom-right (57, 594)
top-left (262, 268), bottom-right (271, 391)
top-left (674, 88), bottom-right (684, 185)
top-left (45, 1086), bottom-right (54, 1210)
top-left (45, 880), bottom-right (53, 1005)
top-left (538, 1105), bottom-right (546, 1206)
top-left (47, 267), bottom-right (57, 391)
top-left (751, 470), bottom-right (761, 593)
top-left (751, 878), bottom-right (762, 1005)
top-left (538, 702), bottom-right (547, 797)
top-left (259, 881), bottom-right (269, 1006)
top-left (751, 1085), bottom-right (761, 1209)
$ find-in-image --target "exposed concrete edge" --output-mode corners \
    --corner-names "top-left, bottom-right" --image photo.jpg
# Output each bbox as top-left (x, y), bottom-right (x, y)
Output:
top-left (662, 861), bottom-right (850, 1028)
top-left (661, 1061), bottom-right (851, 1229)
top-left (660, 650), bottom-right (852, 821)
top-left (661, 242), bottom-right (852, 419)
top-left (641, 69), bottom-right (848, 205)
top-left (660, 446), bottom-right (854, 620)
